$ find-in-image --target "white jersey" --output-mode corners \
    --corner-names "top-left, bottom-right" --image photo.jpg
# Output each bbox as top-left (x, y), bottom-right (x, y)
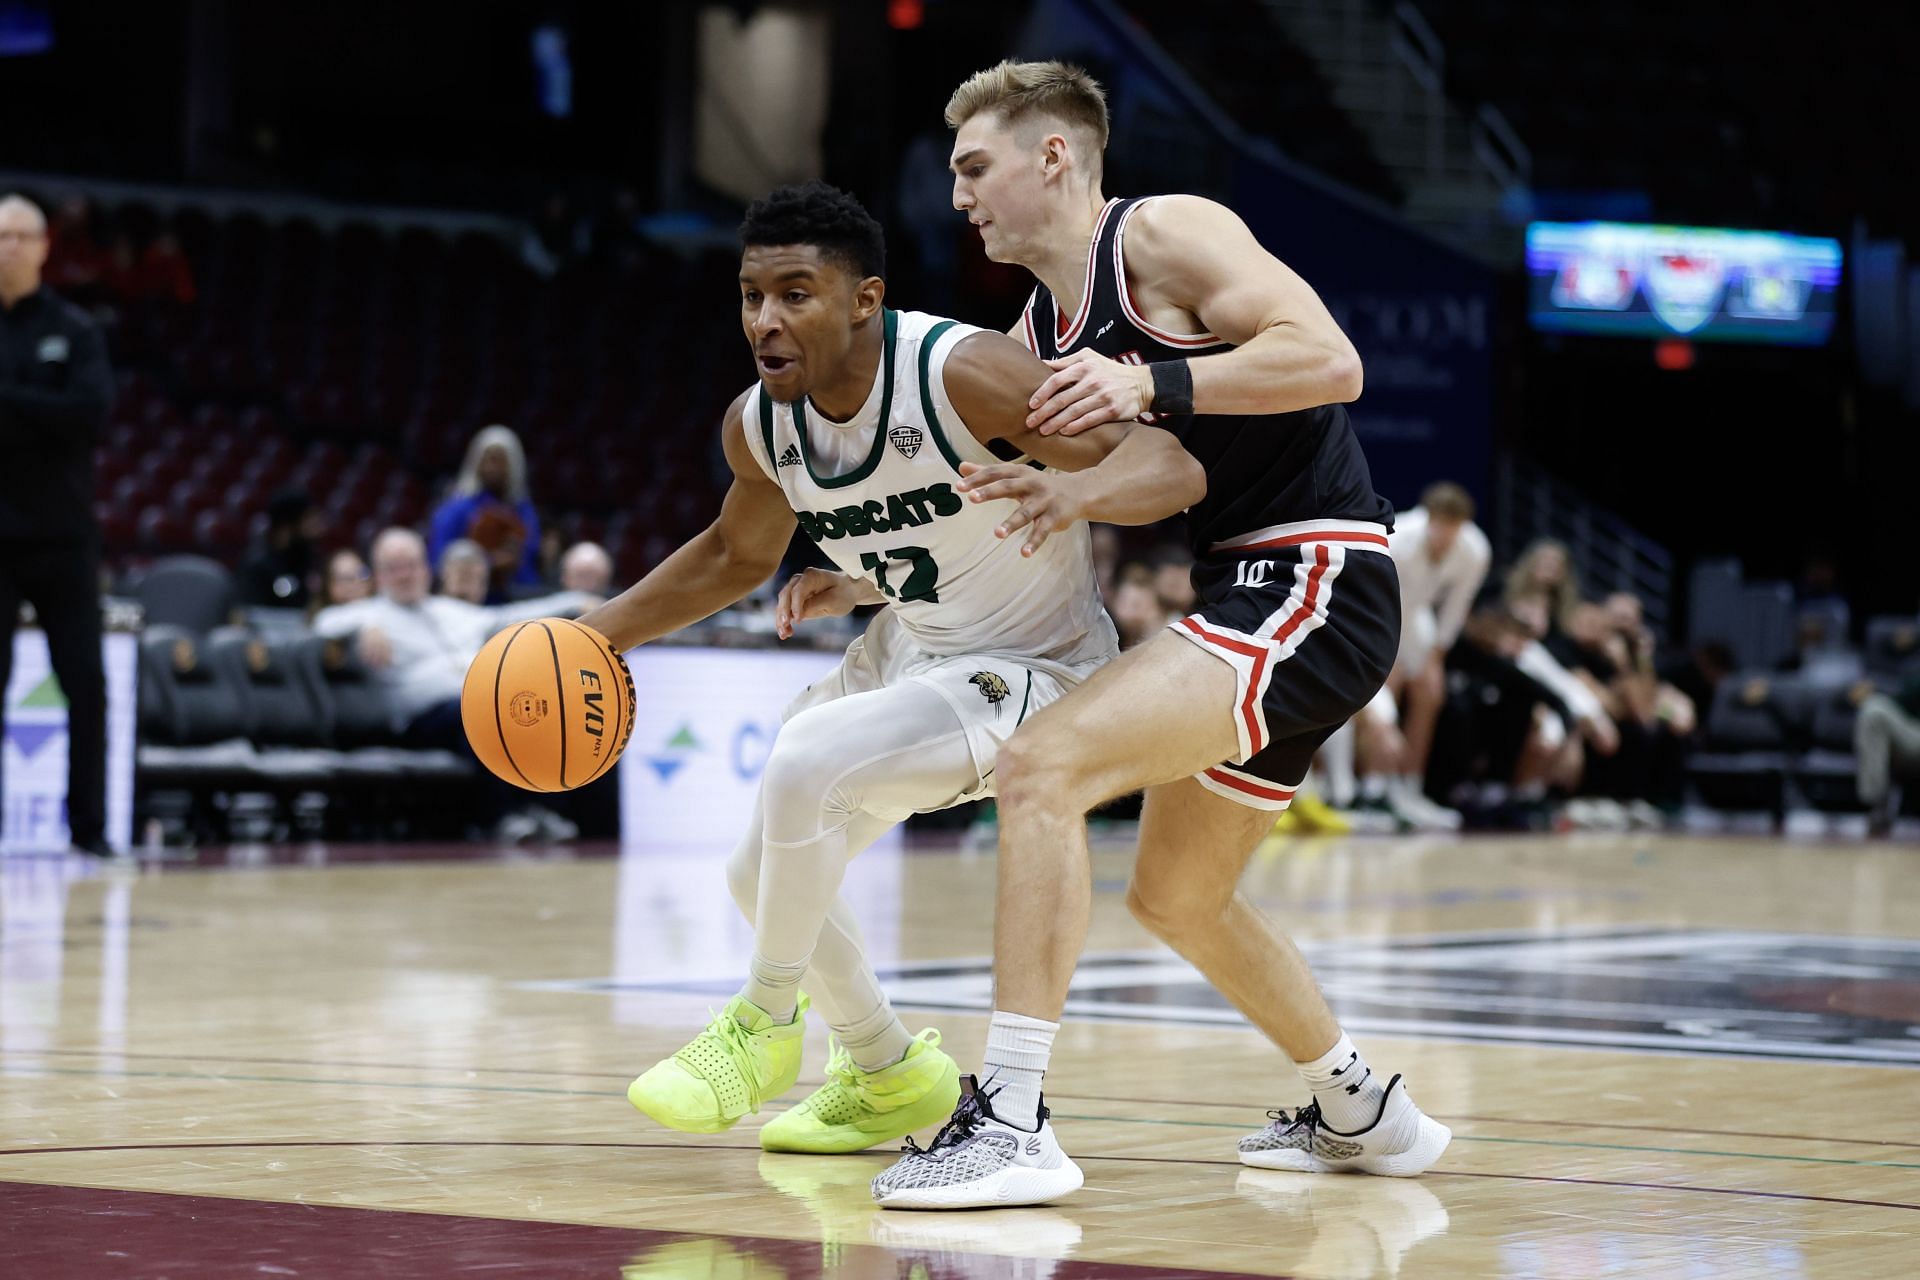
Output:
top-left (742, 308), bottom-right (1114, 668)
top-left (1389, 505), bottom-right (1491, 654)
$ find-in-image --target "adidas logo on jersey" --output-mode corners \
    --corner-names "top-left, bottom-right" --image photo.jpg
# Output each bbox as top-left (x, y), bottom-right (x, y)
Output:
top-left (776, 444), bottom-right (803, 469)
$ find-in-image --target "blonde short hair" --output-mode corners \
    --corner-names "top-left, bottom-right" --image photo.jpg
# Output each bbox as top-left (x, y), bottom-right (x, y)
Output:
top-left (945, 59), bottom-right (1110, 154)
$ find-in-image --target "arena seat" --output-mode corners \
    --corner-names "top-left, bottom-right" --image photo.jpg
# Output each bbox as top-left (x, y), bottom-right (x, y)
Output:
top-left (129, 555), bottom-right (236, 632)
top-left (1686, 672), bottom-right (1797, 823)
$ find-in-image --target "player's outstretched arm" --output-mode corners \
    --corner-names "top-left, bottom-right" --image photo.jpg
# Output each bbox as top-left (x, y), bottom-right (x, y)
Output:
top-left (1026, 196), bottom-right (1362, 435)
top-left (771, 567), bottom-right (887, 641)
top-left (942, 332), bottom-right (1205, 554)
top-left (577, 391), bottom-right (796, 652)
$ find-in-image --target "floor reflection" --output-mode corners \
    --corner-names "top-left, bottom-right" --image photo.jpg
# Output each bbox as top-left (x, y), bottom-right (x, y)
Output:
top-left (1235, 1169), bottom-right (1449, 1279)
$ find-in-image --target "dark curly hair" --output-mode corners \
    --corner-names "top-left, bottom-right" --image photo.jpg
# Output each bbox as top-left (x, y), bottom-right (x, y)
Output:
top-left (739, 181), bottom-right (886, 282)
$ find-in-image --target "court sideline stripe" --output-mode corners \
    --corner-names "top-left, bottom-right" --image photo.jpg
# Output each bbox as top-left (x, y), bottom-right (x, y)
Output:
top-left (9, 1063), bottom-right (1920, 1176)
top-left (7, 1059), bottom-right (1912, 1159)
top-left (2, 1150), bottom-right (1916, 1216)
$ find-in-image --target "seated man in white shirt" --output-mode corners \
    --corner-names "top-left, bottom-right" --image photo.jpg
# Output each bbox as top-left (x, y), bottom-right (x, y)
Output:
top-left (312, 527), bottom-right (597, 833)
top-left (1353, 483), bottom-right (1490, 829)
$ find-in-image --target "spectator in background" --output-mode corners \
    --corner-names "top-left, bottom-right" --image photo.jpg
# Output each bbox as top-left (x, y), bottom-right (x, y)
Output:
top-left (1364, 481), bottom-right (1489, 830)
top-left (312, 548), bottom-right (372, 616)
top-left (1505, 538), bottom-right (1581, 637)
top-left (559, 541), bottom-right (614, 596)
top-left (1149, 544), bottom-right (1196, 618)
top-left (428, 424), bottom-right (541, 599)
top-left (1854, 680), bottom-right (1920, 837)
top-left (437, 538), bottom-right (491, 605)
top-left (0, 192), bottom-right (116, 857)
top-left (1109, 563), bottom-right (1170, 650)
top-left (311, 528), bottom-right (597, 840)
top-left (1431, 604), bottom-right (1589, 821)
top-left (235, 488), bottom-right (321, 609)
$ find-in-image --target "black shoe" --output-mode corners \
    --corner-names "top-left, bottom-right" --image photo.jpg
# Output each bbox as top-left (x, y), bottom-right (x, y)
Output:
top-left (71, 837), bottom-right (128, 859)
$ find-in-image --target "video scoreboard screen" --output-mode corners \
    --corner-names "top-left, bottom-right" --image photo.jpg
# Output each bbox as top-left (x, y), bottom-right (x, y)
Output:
top-left (1526, 221), bottom-right (1842, 345)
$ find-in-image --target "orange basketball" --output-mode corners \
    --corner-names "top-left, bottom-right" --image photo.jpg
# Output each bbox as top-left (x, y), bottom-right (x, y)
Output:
top-left (461, 618), bottom-right (636, 792)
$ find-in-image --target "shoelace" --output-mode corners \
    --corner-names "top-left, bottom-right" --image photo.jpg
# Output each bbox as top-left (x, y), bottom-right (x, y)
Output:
top-left (690, 1007), bottom-right (768, 1112)
top-left (901, 1087), bottom-right (990, 1158)
top-left (1264, 1100), bottom-right (1322, 1138)
top-left (822, 1039), bottom-right (861, 1094)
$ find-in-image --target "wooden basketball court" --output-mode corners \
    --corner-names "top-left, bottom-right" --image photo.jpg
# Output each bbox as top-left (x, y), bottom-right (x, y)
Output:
top-left (5, 829), bottom-right (1918, 1277)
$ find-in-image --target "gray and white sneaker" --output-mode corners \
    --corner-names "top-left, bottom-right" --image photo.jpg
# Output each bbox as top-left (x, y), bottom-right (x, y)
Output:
top-left (871, 1075), bottom-right (1083, 1210)
top-left (1239, 1076), bottom-right (1451, 1176)
top-left (1237, 1100), bottom-right (1323, 1172)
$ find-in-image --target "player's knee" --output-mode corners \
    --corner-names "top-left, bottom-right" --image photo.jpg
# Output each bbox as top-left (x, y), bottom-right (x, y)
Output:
top-left (994, 728), bottom-right (1082, 813)
top-left (1124, 875), bottom-right (1226, 942)
top-left (760, 714), bottom-right (841, 814)
top-left (724, 841), bottom-right (761, 916)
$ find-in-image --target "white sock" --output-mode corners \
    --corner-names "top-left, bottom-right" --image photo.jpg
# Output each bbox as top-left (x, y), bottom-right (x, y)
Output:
top-left (1359, 774), bottom-right (1389, 801)
top-left (834, 1004), bottom-right (917, 1073)
top-left (1293, 1032), bottom-right (1387, 1133)
top-left (742, 952), bottom-right (807, 1025)
top-left (1318, 723), bottom-right (1356, 807)
top-left (982, 1009), bottom-right (1057, 1130)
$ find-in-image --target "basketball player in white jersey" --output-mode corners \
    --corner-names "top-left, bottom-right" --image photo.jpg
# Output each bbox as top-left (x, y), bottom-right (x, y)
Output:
top-left (868, 63), bottom-right (1450, 1209)
top-left (577, 183), bottom-right (1202, 1163)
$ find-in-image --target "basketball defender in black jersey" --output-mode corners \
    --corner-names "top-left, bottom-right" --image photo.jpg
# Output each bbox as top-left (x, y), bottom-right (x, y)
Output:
top-left (872, 61), bottom-right (1451, 1209)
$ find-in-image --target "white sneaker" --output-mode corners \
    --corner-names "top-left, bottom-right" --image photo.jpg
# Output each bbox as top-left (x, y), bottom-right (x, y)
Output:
top-left (1239, 1076), bottom-right (1451, 1176)
top-left (531, 806), bottom-right (579, 842)
top-left (495, 810), bottom-right (540, 843)
top-left (1386, 782), bottom-right (1463, 832)
top-left (871, 1075), bottom-right (1083, 1210)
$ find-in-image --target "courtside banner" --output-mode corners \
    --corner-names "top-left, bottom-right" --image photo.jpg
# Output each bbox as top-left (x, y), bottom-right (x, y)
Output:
top-left (617, 645), bottom-right (846, 850)
top-left (2, 631), bottom-right (137, 853)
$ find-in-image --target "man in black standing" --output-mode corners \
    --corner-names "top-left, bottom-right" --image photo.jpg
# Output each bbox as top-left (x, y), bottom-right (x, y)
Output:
top-left (0, 194), bottom-right (116, 856)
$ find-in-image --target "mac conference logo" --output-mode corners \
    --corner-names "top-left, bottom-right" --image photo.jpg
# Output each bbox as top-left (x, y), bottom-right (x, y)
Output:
top-left (4, 673), bottom-right (67, 760)
top-left (644, 722), bottom-right (703, 783)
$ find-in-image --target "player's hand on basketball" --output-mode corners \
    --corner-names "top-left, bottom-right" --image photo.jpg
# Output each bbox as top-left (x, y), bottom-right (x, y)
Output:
top-left (357, 625), bottom-right (394, 669)
top-left (957, 461), bottom-right (1085, 557)
top-left (1027, 348), bottom-right (1154, 436)
top-left (775, 568), bottom-right (865, 640)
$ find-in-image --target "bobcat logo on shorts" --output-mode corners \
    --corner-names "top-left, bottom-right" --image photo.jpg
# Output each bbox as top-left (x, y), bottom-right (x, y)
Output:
top-left (889, 423), bottom-right (924, 459)
top-left (969, 672), bottom-right (1010, 709)
top-left (509, 692), bottom-right (549, 726)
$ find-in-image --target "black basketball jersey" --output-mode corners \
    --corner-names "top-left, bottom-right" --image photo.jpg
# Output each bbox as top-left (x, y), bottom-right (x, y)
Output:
top-left (1018, 196), bottom-right (1394, 554)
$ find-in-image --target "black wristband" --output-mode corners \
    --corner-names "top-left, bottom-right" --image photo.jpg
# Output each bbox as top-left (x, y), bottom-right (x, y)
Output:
top-left (1148, 360), bottom-right (1194, 416)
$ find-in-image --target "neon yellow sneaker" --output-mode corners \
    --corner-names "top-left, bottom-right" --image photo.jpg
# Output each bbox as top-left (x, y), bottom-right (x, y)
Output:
top-left (1288, 791), bottom-right (1353, 835)
top-left (760, 1028), bottom-right (961, 1154)
top-left (627, 993), bottom-right (809, 1134)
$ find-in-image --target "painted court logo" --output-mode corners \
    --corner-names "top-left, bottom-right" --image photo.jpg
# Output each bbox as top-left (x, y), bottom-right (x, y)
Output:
top-left (535, 928), bottom-right (1920, 1067)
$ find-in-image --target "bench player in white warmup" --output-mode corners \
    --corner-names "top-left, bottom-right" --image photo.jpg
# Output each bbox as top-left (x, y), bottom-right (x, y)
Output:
top-left (579, 183), bottom-right (1202, 1158)
top-left (869, 62), bottom-right (1453, 1209)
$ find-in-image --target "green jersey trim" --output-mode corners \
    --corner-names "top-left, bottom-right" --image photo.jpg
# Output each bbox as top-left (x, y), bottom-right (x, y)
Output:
top-left (792, 309), bottom-right (898, 490)
top-left (916, 320), bottom-right (965, 473)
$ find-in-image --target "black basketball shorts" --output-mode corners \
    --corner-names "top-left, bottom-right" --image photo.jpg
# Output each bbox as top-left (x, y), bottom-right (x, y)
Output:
top-left (1169, 519), bottom-right (1401, 810)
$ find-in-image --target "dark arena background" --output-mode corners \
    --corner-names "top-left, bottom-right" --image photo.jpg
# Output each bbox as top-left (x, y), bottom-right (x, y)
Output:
top-left (3, 2), bottom-right (1918, 1276)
